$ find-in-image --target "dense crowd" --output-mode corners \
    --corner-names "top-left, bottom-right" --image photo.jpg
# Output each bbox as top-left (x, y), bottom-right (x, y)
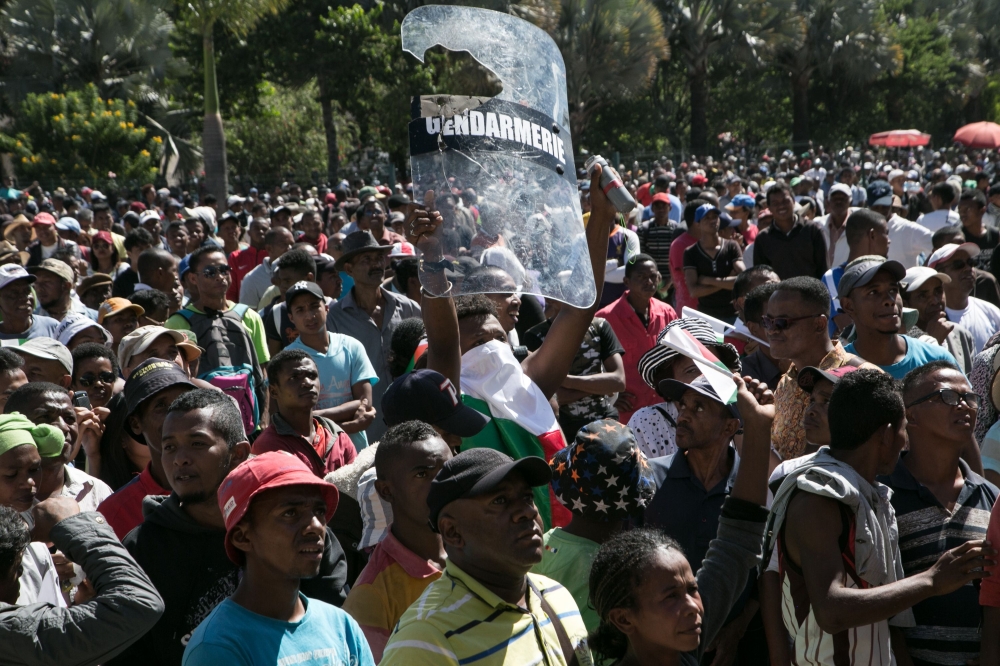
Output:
top-left (3, 144), bottom-right (1000, 666)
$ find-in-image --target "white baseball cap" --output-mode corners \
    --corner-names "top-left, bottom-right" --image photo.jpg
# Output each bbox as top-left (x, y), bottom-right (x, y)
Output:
top-left (900, 266), bottom-right (951, 293)
top-left (927, 243), bottom-right (981, 269)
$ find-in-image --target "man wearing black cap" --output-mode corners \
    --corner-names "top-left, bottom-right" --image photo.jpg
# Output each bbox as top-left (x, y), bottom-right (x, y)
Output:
top-left (381, 448), bottom-right (592, 665)
top-left (840, 255), bottom-right (956, 379)
top-left (96, 358), bottom-right (196, 539)
top-left (381, 369), bottom-right (490, 453)
top-left (328, 231), bottom-right (420, 443)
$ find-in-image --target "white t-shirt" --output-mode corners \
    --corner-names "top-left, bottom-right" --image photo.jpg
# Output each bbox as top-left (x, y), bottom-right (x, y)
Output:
top-left (946, 297), bottom-right (1000, 353)
top-left (916, 209), bottom-right (960, 233)
top-left (887, 214), bottom-right (933, 268)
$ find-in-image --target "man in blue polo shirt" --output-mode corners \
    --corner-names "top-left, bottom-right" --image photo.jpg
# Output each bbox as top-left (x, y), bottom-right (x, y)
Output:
top-left (285, 281), bottom-right (378, 450)
top-left (879, 361), bottom-right (995, 665)
top-left (840, 256), bottom-right (956, 379)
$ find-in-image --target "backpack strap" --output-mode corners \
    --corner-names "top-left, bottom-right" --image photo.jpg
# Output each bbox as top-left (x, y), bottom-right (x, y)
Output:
top-left (232, 303), bottom-right (250, 319)
top-left (526, 577), bottom-right (579, 666)
top-left (175, 308), bottom-right (194, 322)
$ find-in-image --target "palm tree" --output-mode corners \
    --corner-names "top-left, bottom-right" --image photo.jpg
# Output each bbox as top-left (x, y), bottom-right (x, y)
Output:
top-left (180, 0), bottom-right (289, 205)
top-left (1, 0), bottom-right (174, 105)
top-left (661, 0), bottom-right (782, 155)
top-left (769, 0), bottom-right (900, 145)
top-left (523, 0), bottom-right (669, 146)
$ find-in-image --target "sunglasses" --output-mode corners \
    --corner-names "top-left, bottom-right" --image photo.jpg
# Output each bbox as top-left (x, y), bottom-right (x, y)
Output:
top-left (78, 371), bottom-right (116, 387)
top-left (946, 258), bottom-right (976, 271)
top-left (760, 313), bottom-right (824, 332)
top-left (906, 388), bottom-right (980, 410)
top-left (201, 264), bottom-right (232, 278)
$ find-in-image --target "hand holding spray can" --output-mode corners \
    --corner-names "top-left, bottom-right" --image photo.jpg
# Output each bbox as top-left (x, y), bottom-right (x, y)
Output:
top-left (584, 155), bottom-right (637, 214)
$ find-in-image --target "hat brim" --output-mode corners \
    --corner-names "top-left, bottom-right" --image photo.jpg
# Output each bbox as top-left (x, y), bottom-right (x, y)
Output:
top-left (224, 478), bottom-right (339, 565)
top-left (333, 244), bottom-right (392, 272)
top-left (838, 260), bottom-right (906, 299)
top-left (657, 378), bottom-right (741, 421)
top-left (434, 403), bottom-right (490, 438)
top-left (466, 456), bottom-right (552, 499)
top-left (100, 304), bottom-right (145, 324)
top-left (797, 366), bottom-right (842, 393)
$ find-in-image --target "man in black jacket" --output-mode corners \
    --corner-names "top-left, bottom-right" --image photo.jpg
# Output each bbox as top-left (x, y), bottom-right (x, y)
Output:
top-left (109, 389), bottom-right (349, 666)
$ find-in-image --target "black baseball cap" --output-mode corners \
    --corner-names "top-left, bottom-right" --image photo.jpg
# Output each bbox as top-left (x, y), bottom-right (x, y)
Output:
top-left (285, 280), bottom-right (325, 305)
top-left (123, 358), bottom-right (196, 443)
top-left (381, 369), bottom-right (489, 436)
top-left (658, 375), bottom-right (741, 422)
top-left (426, 448), bottom-right (551, 532)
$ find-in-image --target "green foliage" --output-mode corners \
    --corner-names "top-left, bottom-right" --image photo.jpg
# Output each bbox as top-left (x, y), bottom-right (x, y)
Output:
top-left (0, 85), bottom-right (160, 184)
top-left (224, 81), bottom-right (357, 183)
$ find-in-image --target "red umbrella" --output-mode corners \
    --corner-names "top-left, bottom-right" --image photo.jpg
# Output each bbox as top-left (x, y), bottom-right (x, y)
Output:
top-left (869, 129), bottom-right (931, 148)
top-left (953, 121), bottom-right (1000, 149)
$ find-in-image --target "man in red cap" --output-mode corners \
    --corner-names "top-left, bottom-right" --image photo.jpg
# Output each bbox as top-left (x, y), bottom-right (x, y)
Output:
top-left (182, 451), bottom-right (374, 665)
top-left (638, 191), bottom-right (677, 289)
top-left (26, 212), bottom-right (80, 268)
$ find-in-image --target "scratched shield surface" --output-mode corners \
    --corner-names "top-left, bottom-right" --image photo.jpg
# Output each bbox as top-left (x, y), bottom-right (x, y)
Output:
top-left (402, 5), bottom-right (596, 308)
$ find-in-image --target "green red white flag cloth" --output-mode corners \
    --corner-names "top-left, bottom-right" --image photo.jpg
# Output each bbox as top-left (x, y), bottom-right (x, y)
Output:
top-left (659, 325), bottom-right (738, 405)
top-left (459, 341), bottom-right (571, 530)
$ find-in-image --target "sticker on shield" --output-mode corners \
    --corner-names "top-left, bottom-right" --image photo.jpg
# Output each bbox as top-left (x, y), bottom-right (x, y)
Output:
top-left (402, 5), bottom-right (595, 308)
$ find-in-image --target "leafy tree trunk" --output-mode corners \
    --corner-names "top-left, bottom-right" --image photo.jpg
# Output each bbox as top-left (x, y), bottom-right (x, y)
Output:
top-left (689, 63), bottom-right (708, 156)
top-left (791, 69), bottom-right (811, 147)
top-left (318, 73), bottom-right (339, 185)
top-left (202, 29), bottom-right (229, 204)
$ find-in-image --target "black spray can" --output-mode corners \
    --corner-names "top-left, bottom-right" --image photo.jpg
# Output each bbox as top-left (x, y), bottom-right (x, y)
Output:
top-left (584, 155), bottom-right (637, 214)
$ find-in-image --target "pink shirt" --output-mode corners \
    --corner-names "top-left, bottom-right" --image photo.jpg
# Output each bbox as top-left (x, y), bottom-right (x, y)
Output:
top-left (596, 292), bottom-right (677, 424)
top-left (669, 230), bottom-right (699, 313)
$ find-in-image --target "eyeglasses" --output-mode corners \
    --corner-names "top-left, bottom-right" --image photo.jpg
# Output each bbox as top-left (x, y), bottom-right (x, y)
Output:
top-left (77, 371), bottom-right (116, 387)
top-left (761, 313), bottom-right (824, 332)
top-left (946, 258), bottom-right (976, 271)
top-left (201, 265), bottom-right (232, 278)
top-left (906, 388), bottom-right (981, 410)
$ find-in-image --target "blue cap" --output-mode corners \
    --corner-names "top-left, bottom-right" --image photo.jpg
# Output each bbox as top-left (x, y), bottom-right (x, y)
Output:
top-left (55, 217), bottom-right (81, 234)
top-left (866, 180), bottom-right (893, 207)
top-left (694, 203), bottom-right (721, 223)
top-left (726, 194), bottom-right (756, 210)
top-left (178, 254), bottom-right (191, 278)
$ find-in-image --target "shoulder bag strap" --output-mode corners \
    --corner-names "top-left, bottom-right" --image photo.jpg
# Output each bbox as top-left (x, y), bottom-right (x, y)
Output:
top-left (526, 577), bottom-right (579, 666)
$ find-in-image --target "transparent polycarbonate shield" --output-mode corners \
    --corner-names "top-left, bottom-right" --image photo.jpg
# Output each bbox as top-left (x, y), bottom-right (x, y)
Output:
top-left (402, 5), bottom-right (595, 308)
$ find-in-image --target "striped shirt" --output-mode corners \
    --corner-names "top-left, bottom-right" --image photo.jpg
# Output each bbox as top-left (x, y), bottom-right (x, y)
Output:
top-left (879, 456), bottom-right (997, 666)
top-left (380, 560), bottom-right (593, 666)
top-left (639, 221), bottom-right (678, 275)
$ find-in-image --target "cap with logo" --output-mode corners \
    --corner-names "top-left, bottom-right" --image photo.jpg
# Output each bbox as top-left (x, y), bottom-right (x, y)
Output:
top-left (123, 358), bottom-right (197, 442)
top-left (14, 338), bottom-right (73, 375)
top-left (55, 312), bottom-right (112, 347)
top-left (389, 242), bottom-right (415, 258)
top-left (694, 203), bottom-right (721, 223)
top-left (217, 451), bottom-right (339, 564)
top-left (866, 180), bottom-right (893, 207)
top-left (927, 243), bottom-right (981, 270)
top-left (381, 369), bottom-right (489, 436)
top-left (0, 264), bottom-right (35, 290)
top-left (837, 257), bottom-right (905, 299)
top-left (425, 448), bottom-right (551, 532)
top-left (285, 280), bottom-right (325, 305)
top-left (98, 297), bottom-right (144, 324)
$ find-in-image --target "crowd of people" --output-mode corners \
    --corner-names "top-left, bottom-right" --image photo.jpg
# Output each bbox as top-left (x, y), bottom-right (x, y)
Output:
top-left (4, 143), bottom-right (1000, 666)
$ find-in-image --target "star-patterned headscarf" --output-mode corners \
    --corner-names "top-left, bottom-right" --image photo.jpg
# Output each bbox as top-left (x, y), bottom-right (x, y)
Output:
top-left (549, 419), bottom-right (655, 522)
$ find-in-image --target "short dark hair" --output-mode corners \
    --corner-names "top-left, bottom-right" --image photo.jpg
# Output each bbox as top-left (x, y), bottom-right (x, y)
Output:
top-left (455, 294), bottom-right (498, 322)
top-left (931, 181), bottom-right (957, 205)
top-left (932, 225), bottom-right (963, 249)
top-left (166, 388), bottom-right (246, 447)
top-left (766, 182), bottom-right (793, 204)
top-left (0, 348), bottom-right (24, 373)
top-left (389, 318), bottom-right (426, 378)
top-left (394, 257), bottom-right (419, 292)
top-left (828, 369), bottom-right (904, 451)
top-left (375, 420), bottom-right (439, 480)
top-left (276, 249), bottom-right (316, 278)
top-left (624, 254), bottom-right (657, 279)
top-left (129, 288), bottom-right (170, 316)
top-left (743, 282), bottom-right (781, 325)
top-left (683, 199), bottom-right (709, 226)
top-left (733, 265), bottom-right (778, 300)
top-left (901, 360), bottom-right (962, 404)
top-left (772, 276), bottom-right (831, 313)
top-left (124, 228), bottom-right (155, 252)
top-left (71, 343), bottom-right (120, 379)
top-left (463, 266), bottom-right (516, 292)
top-left (845, 209), bottom-right (887, 246)
top-left (960, 188), bottom-right (987, 208)
top-left (0, 505), bottom-right (29, 581)
top-left (5, 382), bottom-right (68, 415)
top-left (268, 349), bottom-right (314, 385)
top-left (202, 194), bottom-right (217, 206)
top-left (136, 248), bottom-right (176, 282)
top-left (187, 245), bottom-right (226, 274)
